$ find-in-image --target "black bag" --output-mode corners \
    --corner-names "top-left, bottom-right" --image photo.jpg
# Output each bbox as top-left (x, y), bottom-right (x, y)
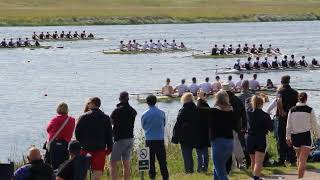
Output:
top-left (0, 162), bottom-right (14, 180)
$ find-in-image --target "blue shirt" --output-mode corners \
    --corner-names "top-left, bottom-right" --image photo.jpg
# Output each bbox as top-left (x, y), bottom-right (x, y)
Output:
top-left (141, 106), bottom-right (166, 140)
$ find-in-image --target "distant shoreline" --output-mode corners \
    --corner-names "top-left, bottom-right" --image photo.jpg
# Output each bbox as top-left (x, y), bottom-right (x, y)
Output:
top-left (0, 14), bottom-right (319, 26)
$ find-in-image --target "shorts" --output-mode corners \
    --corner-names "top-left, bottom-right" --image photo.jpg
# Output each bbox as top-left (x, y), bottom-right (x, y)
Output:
top-left (110, 138), bottom-right (134, 161)
top-left (292, 131), bottom-right (312, 149)
top-left (81, 149), bottom-right (107, 171)
top-left (246, 135), bottom-right (267, 154)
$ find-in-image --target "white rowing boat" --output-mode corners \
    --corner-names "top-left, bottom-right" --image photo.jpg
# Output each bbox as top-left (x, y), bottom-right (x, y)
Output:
top-left (215, 66), bottom-right (320, 74)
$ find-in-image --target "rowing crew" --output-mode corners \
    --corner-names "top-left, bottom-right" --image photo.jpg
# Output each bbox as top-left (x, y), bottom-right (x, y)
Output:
top-left (119, 39), bottom-right (186, 51)
top-left (233, 55), bottom-right (319, 70)
top-left (211, 44), bottom-right (280, 55)
top-left (1, 38), bottom-right (40, 48)
top-left (32, 31), bottom-right (94, 40)
top-left (161, 74), bottom-right (270, 97)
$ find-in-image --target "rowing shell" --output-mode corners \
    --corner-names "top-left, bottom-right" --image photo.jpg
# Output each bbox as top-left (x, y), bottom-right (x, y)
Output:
top-left (0, 45), bottom-right (52, 50)
top-left (215, 66), bottom-right (320, 75)
top-left (103, 48), bottom-right (188, 55)
top-left (32, 38), bottom-right (103, 42)
top-left (192, 53), bottom-right (277, 59)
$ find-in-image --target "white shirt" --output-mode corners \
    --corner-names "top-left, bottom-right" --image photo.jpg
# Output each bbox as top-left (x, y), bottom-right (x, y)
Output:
top-left (235, 79), bottom-right (243, 89)
top-left (143, 43), bottom-right (149, 50)
top-left (175, 84), bottom-right (189, 96)
top-left (157, 42), bottom-right (162, 49)
top-left (266, 98), bottom-right (277, 114)
top-left (127, 43), bottom-right (132, 51)
top-left (150, 43), bottom-right (156, 49)
top-left (189, 83), bottom-right (200, 95)
top-left (200, 82), bottom-right (212, 94)
top-left (212, 81), bottom-right (222, 92)
top-left (249, 79), bottom-right (260, 90)
top-left (228, 80), bottom-right (236, 90)
top-left (119, 44), bottom-right (125, 51)
top-left (170, 42), bottom-right (177, 49)
top-left (163, 42), bottom-right (169, 48)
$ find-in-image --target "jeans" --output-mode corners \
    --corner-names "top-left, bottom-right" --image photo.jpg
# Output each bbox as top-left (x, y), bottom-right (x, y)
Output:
top-left (211, 138), bottom-right (233, 180)
top-left (146, 140), bottom-right (169, 180)
top-left (196, 147), bottom-right (209, 172)
top-left (180, 144), bottom-right (194, 173)
top-left (278, 119), bottom-right (296, 163)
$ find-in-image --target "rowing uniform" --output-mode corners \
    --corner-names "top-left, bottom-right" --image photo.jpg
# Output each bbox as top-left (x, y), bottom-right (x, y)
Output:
top-left (157, 42), bottom-right (162, 50)
top-left (227, 47), bottom-right (233, 53)
top-left (266, 47), bottom-right (272, 54)
top-left (52, 33), bottom-right (58, 39)
top-left (32, 35), bottom-right (37, 40)
top-left (250, 48), bottom-right (257, 54)
top-left (1, 41), bottom-right (7, 47)
top-left (212, 81), bottom-right (222, 92)
top-left (66, 34), bottom-right (72, 39)
top-left (80, 33), bottom-right (86, 39)
top-left (258, 47), bottom-right (264, 53)
top-left (282, 60), bottom-right (288, 68)
top-left (170, 42), bottom-right (177, 49)
top-left (243, 46), bottom-right (249, 52)
top-left (45, 34), bottom-right (50, 39)
top-left (228, 80), bottom-right (235, 90)
top-left (127, 43), bottom-right (132, 51)
top-left (175, 84), bottom-right (189, 96)
top-left (142, 43), bottom-right (149, 50)
top-left (249, 79), bottom-right (260, 90)
top-left (150, 43), bottom-right (157, 49)
top-left (8, 41), bottom-right (14, 47)
top-left (60, 33), bottom-right (65, 39)
top-left (272, 60), bottom-right (279, 68)
top-left (189, 83), bottom-right (200, 96)
top-left (253, 60), bottom-right (260, 69)
top-left (219, 48), bottom-right (225, 55)
top-left (200, 82), bottom-right (212, 94)
top-left (244, 61), bottom-right (252, 70)
top-left (24, 40), bottom-right (30, 46)
top-left (235, 79), bottom-right (243, 89)
top-left (162, 85), bottom-right (173, 96)
top-left (88, 34), bottom-right (94, 38)
top-left (234, 62), bottom-right (241, 70)
top-left (261, 60), bottom-right (269, 68)
top-left (39, 34), bottom-right (44, 40)
top-left (16, 40), bottom-right (22, 47)
top-left (119, 44), bottom-right (125, 51)
top-left (235, 48), bottom-right (241, 54)
top-left (299, 60), bottom-right (307, 67)
top-left (211, 47), bottom-right (218, 55)
top-left (162, 42), bottom-right (169, 48)
top-left (35, 41), bottom-right (40, 46)
top-left (289, 60), bottom-right (296, 67)
top-left (73, 33), bottom-right (79, 38)
top-left (286, 103), bottom-right (320, 149)
top-left (312, 59), bottom-right (318, 66)
top-left (132, 43), bottom-right (139, 51)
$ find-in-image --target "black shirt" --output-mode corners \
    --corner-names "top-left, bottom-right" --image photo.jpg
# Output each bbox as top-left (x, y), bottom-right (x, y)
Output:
top-left (236, 48), bottom-right (241, 54)
top-left (277, 85), bottom-right (298, 117)
top-left (247, 108), bottom-right (273, 136)
top-left (57, 155), bottom-right (90, 180)
top-left (211, 47), bottom-right (218, 55)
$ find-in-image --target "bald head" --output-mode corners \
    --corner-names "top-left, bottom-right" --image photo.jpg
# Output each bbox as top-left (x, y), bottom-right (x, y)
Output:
top-left (27, 147), bottom-right (41, 162)
top-left (242, 80), bottom-right (250, 91)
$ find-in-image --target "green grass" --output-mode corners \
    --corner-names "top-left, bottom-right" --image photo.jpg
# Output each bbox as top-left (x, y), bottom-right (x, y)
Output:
top-left (1, 0), bottom-right (320, 25)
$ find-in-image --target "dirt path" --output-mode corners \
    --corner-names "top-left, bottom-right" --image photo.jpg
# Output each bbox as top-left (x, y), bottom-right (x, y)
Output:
top-left (262, 169), bottom-right (320, 180)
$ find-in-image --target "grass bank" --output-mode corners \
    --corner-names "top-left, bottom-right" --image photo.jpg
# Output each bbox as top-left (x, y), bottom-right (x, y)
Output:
top-left (1, 0), bottom-right (320, 26)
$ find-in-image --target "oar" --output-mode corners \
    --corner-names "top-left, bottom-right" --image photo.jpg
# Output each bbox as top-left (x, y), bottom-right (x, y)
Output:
top-left (203, 67), bottom-right (232, 71)
top-left (296, 88), bottom-right (320, 92)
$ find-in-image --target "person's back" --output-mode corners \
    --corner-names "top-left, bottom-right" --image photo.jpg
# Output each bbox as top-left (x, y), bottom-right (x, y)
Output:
top-left (56, 155), bottom-right (90, 180)
top-left (247, 108), bottom-right (273, 136)
top-left (278, 85), bottom-right (298, 115)
top-left (142, 106), bottom-right (165, 140)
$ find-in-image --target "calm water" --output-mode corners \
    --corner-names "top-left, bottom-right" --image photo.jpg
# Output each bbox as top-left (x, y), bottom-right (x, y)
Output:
top-left (1, 21), bottom-right (320, 161)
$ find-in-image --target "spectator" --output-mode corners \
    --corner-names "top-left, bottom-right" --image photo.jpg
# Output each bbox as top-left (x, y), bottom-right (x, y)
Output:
top-left (276, 75), bottom-right (298, 166)
top-left (46, 102), bottom-right (75, 170)
top-left (110, 92), bottom-right (137, 180)
top-left (246, 96), bottom-right (273, 180)
top-left (141, 95), bottom-right (169, 180)
top-left (75, 97), bottom-right (113, 180)
top-left (286, 92), bottom-right (320, 179)
top-left (56, 140), bottom-right (90, 180)
top-left (14, 146), bottom-right (54, 180)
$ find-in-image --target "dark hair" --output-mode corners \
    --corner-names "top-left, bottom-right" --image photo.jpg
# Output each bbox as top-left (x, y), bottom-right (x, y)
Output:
top-left (166, 78), bottom-right (170, 83)
top-left (281, 75), bottom-right (290, 85)
top-left (181, 79), bottom-right (185, 84)
top-left (284, 55), bottom-right (287, 59)
top-left (146, 95), bottom-right (157, 106)
top-left (240, 74), bottom-right (244, 79)
top-left (119, 91), bottom-right (129, 102)
top-left (205, 77), bottom-right (209, 82)
top-left (256, 57), bottom-right (259, 60)
top-left (228, 75), bottom-right (232, 81)
top-left (291, 54), bottom-right (294, 58)
top-left (215, 76), bottom-right (220, 80)
top-left (253, 74), bottom-right (257, 79)
top-left (68, 140), bottom-right (81, 155)
top-left (89, 97), bottom-right (101, 107)
top-left (192, 77), bottom-right (196, 83)
top-left (298, 92), bottom-right (308, 103)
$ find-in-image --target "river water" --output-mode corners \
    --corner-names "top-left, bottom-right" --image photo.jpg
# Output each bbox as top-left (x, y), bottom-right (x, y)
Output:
top-left (1, 21), bottom-right (320, 161)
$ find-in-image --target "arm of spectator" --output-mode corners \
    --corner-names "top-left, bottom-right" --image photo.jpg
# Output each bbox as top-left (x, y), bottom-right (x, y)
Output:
top-left (266, 98), bottom-right (277, 114)
top-left (310, 109), bottom-right (320, 139)
top-left (286, 110), bottom-right (293, 141)
top-left (105, 115), bottom-right (113, 150)
top-left (75, 116), bottom-right (83, 142)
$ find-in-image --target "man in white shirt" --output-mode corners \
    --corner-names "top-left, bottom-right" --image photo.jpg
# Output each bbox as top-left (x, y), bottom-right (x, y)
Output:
top-left (126, 40), bottom-right (132, 51)
top-left (142, 41), bottom-right (149, 50)
top-left (149, 39), bottom-right (157, 49)
top-left (200, 77), bottom-right (212, 94)
top-left (119, 41), bottom-right (126, 51)
top-left (189, 77), bottom-right (200, 96)
top-left (174, 79), bottom-right (189, 96)
top-left (212, 76), bottom-right (222, 93)
top-left (170, 40), bottom-right (177, 49)
top-left (235, 74), bottom-right (244, 90)
top-left (156, 40), bottom-right (162, 50)
top-left (162, 40), bottom-right (169, 49)
top-left (227, 75), bottom-right (235, 90)
top-left (249, 74), bottom-right (260, 90)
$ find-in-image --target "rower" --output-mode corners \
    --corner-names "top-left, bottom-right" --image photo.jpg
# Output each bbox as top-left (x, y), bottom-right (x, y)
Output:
top-left (281, 55), bottom-right (289, 67)
top-left (258, 44), bottom-right (264, 53)
top-left (235, 44), bottom-right (241, 54)
top-left (127, 40), bottom-right (132, 51)
top-left (39, 32), bottom-right (45, 40)
top-left (266, 79), bottom-right (274, 89)
top-left (24, 38), bottom-right (30, 46)
top-left (149, 39), bottom-right (156, 49)
top-left (60, 31), bottom-right (65, 39)
top-left (243, 43), bottom-right (249, 52)
top-left (179, 42), bottom-right (186, 49)
top-left (219, 44), bottom-right (226, 55)
top-left (261, 57), bottom-right (270, 68)
top-left (45, 32), bottom-right (51, 39)
top-left (161, 78), bottom-right (174, 96)
top-left (8, 38), bottom-right (14, 47)
top-left (227, 44), bottom-right (233, 54)
top-left (1, 38), bottom-right (7, 47)
top-left (142, 41), bottom-right (149, 50)
top-left (253, 57), bottom-right (261, 69)
top-left (156, 40), bottom-right (162, 50)
top-left (299, 56), bottom-right (308, 67)
top-left (52, 31), bottom-right (59, 39)
top-left (271, 56), bottom-right (279, 68)
top-left (16, 38), bottom-right (22, 47)
top-left (88, 33), bottom-right (94, 38)
top-left (174, 79), bottom-right (189, 96)
top-left (32, 32), bottom-right (38, 40)
top-left (212, 76), bottom-right (222, 93)
top-left (170, 40), bottom-right (177, 49)
top-left (132, 40), bottom-right (140, 51)
top-left (249, 74), bottom-right (260, 90)
top-left (312, 58), bottom-right (319, 66)
top-left (266, 44), bottom-right (272, 54)
top-left (189, 77), bottom-right (200, 96)
top-left (73, 31), bottom-right (79, 38)
top-left (119, 41), bottom-right (126, 51)
top-left (289, 54), bottom-right (296, 67)
top-left (234, 59), bottom-right (241, 70)
top-left (200, 77), bottom-right (212, 94)
top-left (163, 39), bottom-right (169, 49)
top-left (66, 31), bottom-right (72, 39)
top-left (244, 57), bottom-right (253, 70)
top-left (80, 31), bottom-right (86, 39)
top-left (227, 75), bottom-right (235, 90)
top-left (211, 44), bottom-right (218, 55)
top-left (35, 40), bottom-right (40, 46)
top-left (250, 44), bottom-right (257, 54)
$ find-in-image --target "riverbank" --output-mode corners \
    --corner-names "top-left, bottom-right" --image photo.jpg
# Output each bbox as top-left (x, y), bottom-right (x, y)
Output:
top-left (1, 0), bottom-right (320, 26)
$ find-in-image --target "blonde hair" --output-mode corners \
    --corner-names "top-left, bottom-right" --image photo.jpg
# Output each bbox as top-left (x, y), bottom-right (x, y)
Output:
top-left (181, 92), bottom-right (194, 104)
top-left (215, 90), bottom-right (230, 107)
top-left (251, 95), bottom-right (264, 109)
top-left (56, 102), bottom-right (69, 115)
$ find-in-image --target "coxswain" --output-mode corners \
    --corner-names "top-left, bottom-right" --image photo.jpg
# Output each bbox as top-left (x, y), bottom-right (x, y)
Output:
top-left (16, 38), bottom-right (22, 47)
top-left (244, 57), bottom-right (253, 70)
top-left (52, 31), bottom-right (59, 39)
top-left (80, 31), bottom-right (86, 39)
top-left (312, 58), bottom-right (319, 66)
top-left (282, 55), bottom-right (288, 68)
top-left (266, 44), bottom-right (273, 54)
top-left (243, 43), bottom-right (249, 52)
top-left (258, 44), bottom-right (264, 53)
top-left (179, 42), bottom-right (186, 49)
top-left (299, 56), bottom-right (308, 67)
top-left (8, 38), bottom-right (14, 47)
top-left (271, 56), bottom-right (279, 68)
top-left (250, 44), bottom-right (257, 54)
top-left (253, 57), bottom-right (261, 69)
top-left (149, 39), bottom-right (157, 49)
top-left (35, 40), bottom-right (40, 46)
top-left (156, 40), bottom-right (162, 50)
top-left (1, 38), bottom-right (7, 47)
top-left (234, 59), bottom-right (241, 70)
top-left (73, 31), bottom-right (79, 38)
top-left (45, 32), bottom-right (52, 39)
top-left (170, 40), bottom-right (177, 49)
top-left (289, 54), bottom-right (296, 67)
top-left (235, 44), bottom-right (241, 54)
top-left (161, 78), bottom-right (174, 96)
top-left (211, 44), bottom-right (218, 55)
top-left (162, 39), bottom-right (169, 48)
top-left (219, 44), bottom-right (226, 55)
top-left (60, 31), bottom-right (65, 39)
top-left (39, 32), bottom-right (45, 40)
top-left (266, 79), bottom-right (274, 89)
top-left (127, 40), bottom-right (132, 51)
top-left (66, 31), bottom-right (72, 39)
top-left (142, 41), bottom-right (149, 50)
top-left (32, 32), bottom-right (38, 40)
top-left (119, 41), bottom-right (126, 51)
top-left (227, 44), bottom-right (233, 54)
top-left (261, 57), bottom-right (270, 68)
top-left (132, 40), bottom-right (140, 51)
top-left (24, 38), bottom-right (30, 46)
top-left (87, 33), bottom-right (94, 38)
